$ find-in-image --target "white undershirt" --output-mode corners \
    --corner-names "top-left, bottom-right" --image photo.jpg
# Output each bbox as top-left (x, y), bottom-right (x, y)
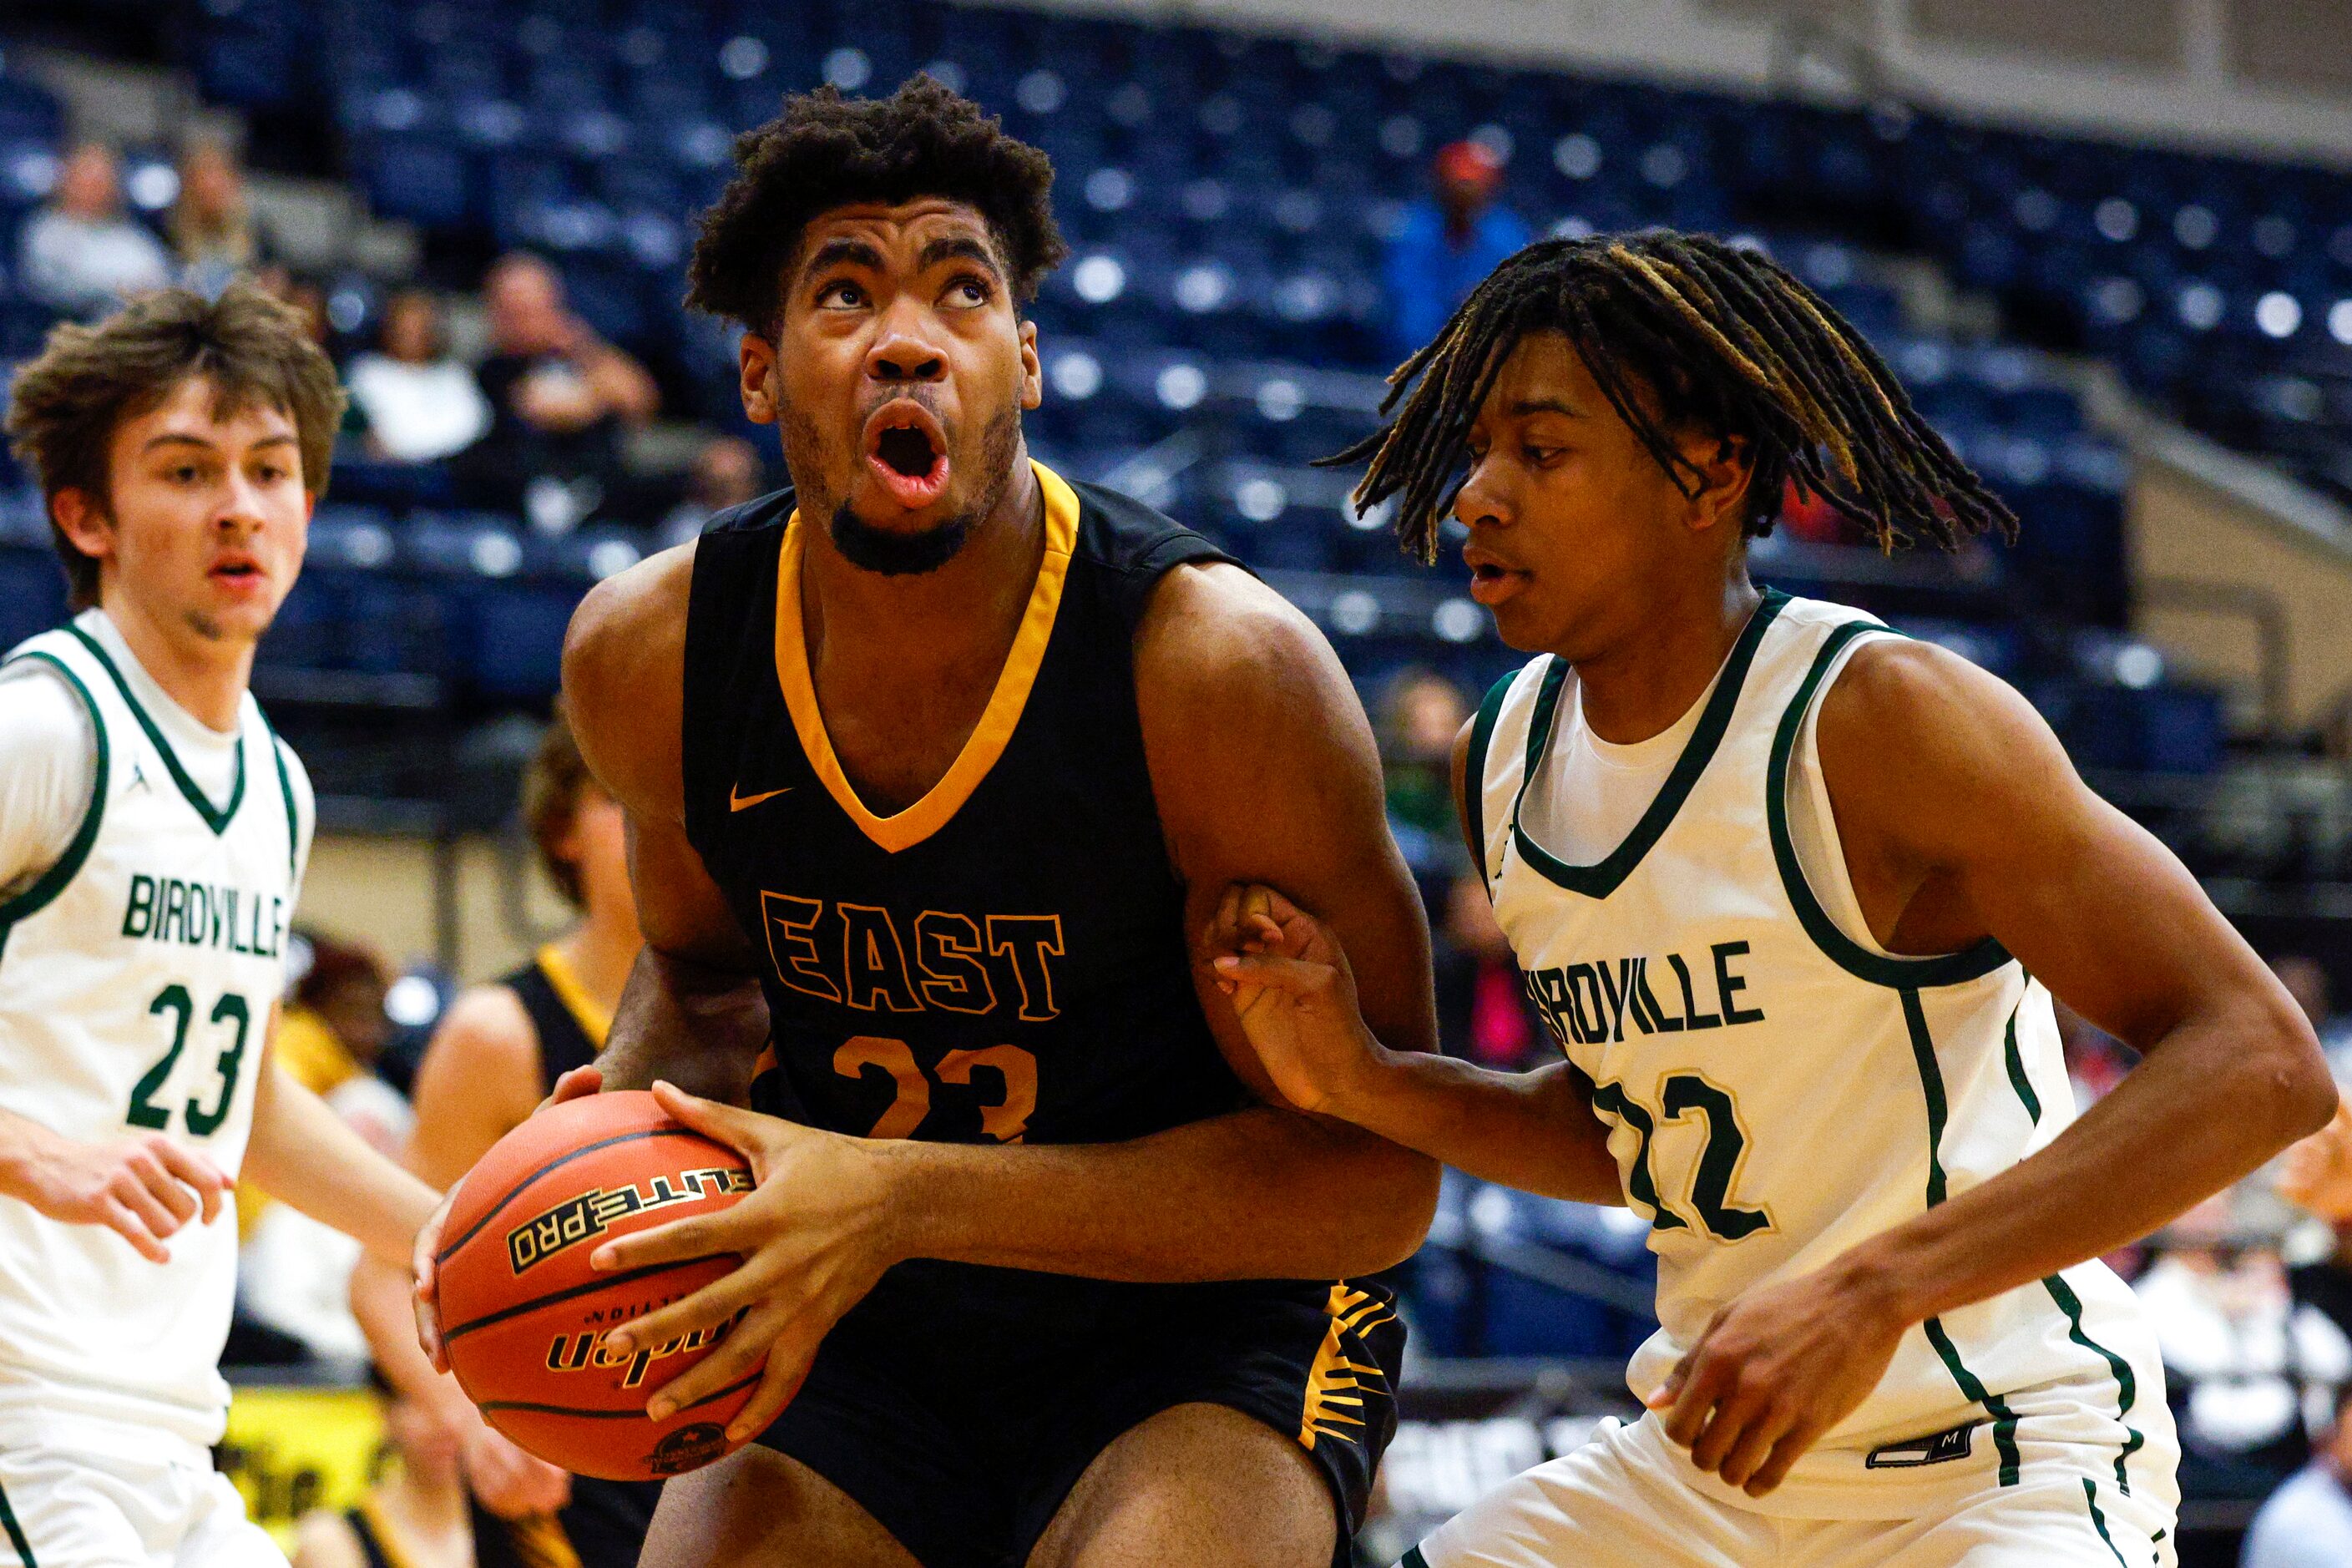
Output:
top-left (1527, 669), bottom-right (1717, 865)
top-left (1520, 630), bottom-right (1890, 956)
top-left (0, 609), bottom-right (245, 899)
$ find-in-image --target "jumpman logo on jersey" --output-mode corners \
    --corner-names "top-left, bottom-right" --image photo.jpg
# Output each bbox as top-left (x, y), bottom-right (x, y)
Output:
top-left (127, 760), bottom-right (151, 794)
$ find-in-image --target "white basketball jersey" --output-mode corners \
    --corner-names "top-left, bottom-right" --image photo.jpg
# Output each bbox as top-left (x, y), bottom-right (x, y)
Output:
top-left (0, 615), bottom-right (311, 1454)
top-left (1471, 592), bottom-right (2174, 1519)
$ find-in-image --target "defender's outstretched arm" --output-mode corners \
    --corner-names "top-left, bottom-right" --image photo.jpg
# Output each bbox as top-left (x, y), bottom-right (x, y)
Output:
top-left (1203, 694), bottom-right (1622, 1204)
top-left (245, 1033), bottom-right (438, 1266)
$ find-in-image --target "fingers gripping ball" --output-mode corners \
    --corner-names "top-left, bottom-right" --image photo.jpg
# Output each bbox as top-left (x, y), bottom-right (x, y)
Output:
top-left (437, 1090), bottom-right (757, 1479)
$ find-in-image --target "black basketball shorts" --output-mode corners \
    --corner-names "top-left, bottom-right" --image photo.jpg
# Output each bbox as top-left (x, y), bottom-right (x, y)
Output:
top-left (756, 1261), bottom-right (1405, 1568)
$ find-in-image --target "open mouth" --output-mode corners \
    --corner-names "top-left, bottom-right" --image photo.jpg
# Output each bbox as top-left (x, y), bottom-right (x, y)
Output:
top-left (210, 556), bottom-right (265, 591)
top-left (1464, 547), bottom-right (1530, 606)
top-left (862, 402), bottom-right (951, 510)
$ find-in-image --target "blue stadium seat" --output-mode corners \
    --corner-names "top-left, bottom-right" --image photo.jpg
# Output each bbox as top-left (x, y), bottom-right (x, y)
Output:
top-left (466, 581), bottom-right (579, 700)
top-left (0, 75), bottom-right (63, 143)
top-left (359, 136), bottom-right (473, 229)
top-left (0, 546), bottom-right (64, 653)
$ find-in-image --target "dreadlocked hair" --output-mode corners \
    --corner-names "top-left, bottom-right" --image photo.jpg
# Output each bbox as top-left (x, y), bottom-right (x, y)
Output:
top-left (1328, 230), bottom-right (2016, 564)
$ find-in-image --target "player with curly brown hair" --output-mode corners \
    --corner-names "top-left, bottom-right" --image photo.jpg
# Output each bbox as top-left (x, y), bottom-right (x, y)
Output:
top-left (0, 282), bottom-right (441, 1568)
top-left (411, 77), bottom-right (1440, 1568)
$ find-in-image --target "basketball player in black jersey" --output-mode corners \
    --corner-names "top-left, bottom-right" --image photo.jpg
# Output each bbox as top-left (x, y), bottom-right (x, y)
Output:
top-left (411, 78), bottom-right (1440, 1568)
top-left (356, 715), bottom-right (662, 1568)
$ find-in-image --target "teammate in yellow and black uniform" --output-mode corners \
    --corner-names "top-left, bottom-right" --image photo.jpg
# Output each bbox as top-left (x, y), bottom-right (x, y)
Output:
top-left (350, 716), bottom-right (656, 1568)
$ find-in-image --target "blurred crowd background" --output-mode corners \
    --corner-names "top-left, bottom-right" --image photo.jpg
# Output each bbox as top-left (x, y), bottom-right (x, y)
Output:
top-left (3, 0), bottom-right (2352, 1564)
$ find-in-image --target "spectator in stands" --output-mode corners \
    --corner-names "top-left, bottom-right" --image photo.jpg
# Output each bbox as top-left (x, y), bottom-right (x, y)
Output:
top-left (167, 139), bottom-right (273, 297)
top-left (258, 266), bottom-right (331, 351)
top-left (235, 934), bottom-right (409, 1360)
top-left (453, 253), bottom-right (659, 529)
top-left (1378, 665), bottom-right (1470, 849)
top-left (2134, 1196), bottom-right (2350, 1491)
top-left (1380, 139), bottom-right (1531, 363)
top-left (235, 1070), bottom-right (412, 1361)
top-left (237, 932), bottom-right (398, 1234)
top-left (284, 933), bottom-right (395, 1090)
top-left (346, 289), bottom-right (492, 463)
top-left (2279, 1090), bottom-right (2352, 1362)
top-left (660, 432), bottom-right (767, 546)
top-left (1435, 872), bottom-right (1542, 1069)
top-left (2060, 994), bottom-right (2136, 1106)
top-left (2243, 1380), bottom-right (2352, 1567)
top-left (18, 142), bottom-right (173, 317)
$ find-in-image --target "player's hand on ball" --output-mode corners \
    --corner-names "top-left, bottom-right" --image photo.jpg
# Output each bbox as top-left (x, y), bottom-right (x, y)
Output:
top-left (23, 1130), bottom-right (230, 1263)
top-left (584, 1080), bottom-right (900, 1444)
top-left (1648, 1263), bottom-right (1906, 1496)
top-left (1206, 883), bottom-right (1379, 1116)
top-left (412, 1065), bottom-right (604, 1371)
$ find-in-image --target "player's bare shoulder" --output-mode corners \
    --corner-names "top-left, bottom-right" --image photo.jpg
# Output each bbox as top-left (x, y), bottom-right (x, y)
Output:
top-left (1131, 560), bottom-right (1368, 747)
top-left (1130, 558), bottom-right (1390, 881)
top-left (417, 983), bottom-right (540, 1085)
top-left (561, 539), bottom-right (696, 822)
top-left (1813, 631), bottom-right (2082, 867)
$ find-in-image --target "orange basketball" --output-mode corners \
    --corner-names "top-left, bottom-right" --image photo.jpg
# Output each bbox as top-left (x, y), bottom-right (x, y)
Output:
top-left (437, 1090), bottom-right (759, 1480)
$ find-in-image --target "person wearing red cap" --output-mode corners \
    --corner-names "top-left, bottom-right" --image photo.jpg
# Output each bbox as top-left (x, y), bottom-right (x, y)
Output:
top-left (1383, 139), bottom-right (1533, 360)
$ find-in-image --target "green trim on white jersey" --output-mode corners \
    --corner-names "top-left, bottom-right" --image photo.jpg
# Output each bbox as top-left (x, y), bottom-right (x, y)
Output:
top-left (65, 625), bottom-right (245, 836)
top-left (0, 652), bottom-right (109, 954)
top-left (1508, 590), bottom-right (1786, 899)
top-left (0, 620), bottom-right (306, 1452)
top-left (1764, 620), bottom-right (2010, 988)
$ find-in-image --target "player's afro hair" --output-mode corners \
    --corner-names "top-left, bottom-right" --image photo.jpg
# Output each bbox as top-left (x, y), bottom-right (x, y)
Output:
top-left (687, 76), bottom-right (1067, 333)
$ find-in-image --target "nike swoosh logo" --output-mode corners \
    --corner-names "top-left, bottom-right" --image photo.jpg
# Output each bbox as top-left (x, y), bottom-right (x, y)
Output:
top-left (729, 784), bottom-right (793, 812)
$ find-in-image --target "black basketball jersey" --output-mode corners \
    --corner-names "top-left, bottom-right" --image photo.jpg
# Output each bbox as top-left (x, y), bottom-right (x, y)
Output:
top-left (501, 944), bottom-right (603, 1095)
top-left (680, 462), bottom-right (1248, 1150)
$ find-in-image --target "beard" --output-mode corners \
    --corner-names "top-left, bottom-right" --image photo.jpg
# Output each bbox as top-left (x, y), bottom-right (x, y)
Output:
top-left (793, 403), bottom-right (1024, 578)
top-left (827, 503), bottom-right (974, 577)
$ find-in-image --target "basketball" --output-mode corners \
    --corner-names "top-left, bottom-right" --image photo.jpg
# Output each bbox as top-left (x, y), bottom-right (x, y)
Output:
top-left (436, 1090), bottom-right (759, 1480)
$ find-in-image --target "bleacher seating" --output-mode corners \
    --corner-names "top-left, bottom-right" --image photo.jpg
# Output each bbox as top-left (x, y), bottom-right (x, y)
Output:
top-left (7, 26), bottom-right (2347, 1551)
top-left (3, 0), bottom-right (2322, 789)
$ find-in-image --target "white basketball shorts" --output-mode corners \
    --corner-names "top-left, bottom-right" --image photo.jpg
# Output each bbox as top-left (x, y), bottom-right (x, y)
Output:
top-left (1403, 1414), bottom-right (2175, 1568)
top-left (0, 1444), bottom-right (284, 1568)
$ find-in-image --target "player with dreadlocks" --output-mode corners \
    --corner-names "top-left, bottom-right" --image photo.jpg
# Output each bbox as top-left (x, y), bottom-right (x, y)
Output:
top-left (1209, 230), bottom-right (2332, 1566)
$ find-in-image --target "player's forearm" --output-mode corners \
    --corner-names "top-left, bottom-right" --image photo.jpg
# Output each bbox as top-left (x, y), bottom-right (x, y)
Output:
top-left (1328, 1050), bottom-right (1624, 1205)
top-left (888, 1105), bottom-right (1439, 1281)
top-left (595, 946), bottom-right (768, 1105)
top-left (1834, 992), bottom-right (2331, 1328)
top-left (0, 1106), bottom-right (71, 1203)
top-left (351, 1252), bottom-right (468, 1415)
top-left (245, 1062), bottom-right (438, 1265)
